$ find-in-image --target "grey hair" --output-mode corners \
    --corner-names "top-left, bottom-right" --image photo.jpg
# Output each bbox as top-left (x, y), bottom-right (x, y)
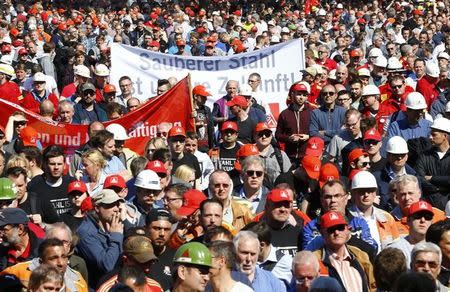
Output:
top-left (292, 250), bottom-right (320, 273)
top-left (45, 222), bottom-right (73, 242)
top-left (390, 174), bottom-right (419, 190)
top-left (208, 170), bottom-right (234, 198)
top-left (411, 242), bottom-right (442, 268)
top-left (233, 230), bottom-right (259, 250)
top-left (58, 99), bottom-right (74, 111)
top-left (241, 155), bottom-right (265, 172)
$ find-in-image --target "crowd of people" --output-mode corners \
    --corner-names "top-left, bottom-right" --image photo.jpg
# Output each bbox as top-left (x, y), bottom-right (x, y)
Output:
top-left (0, 0), bottom-right (450, 291)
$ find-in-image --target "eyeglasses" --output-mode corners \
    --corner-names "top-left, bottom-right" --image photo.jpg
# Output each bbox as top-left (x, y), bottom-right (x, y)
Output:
top-left (164, 196), bottom-right (182, 203)
top-left (222, 130), bottom-right (237, 136)
top-left (322, 91), bottom-right (335, 96)
top-left (84, 90), bottom-right (95, 96)
top-left (326, 224), bottom-right (347, 234)
top-left (170, 137), bottom-right (186, 143)
top-left (390, 153), bottom-right (407, 159)
top-left (257, 131), bottom-right (272, 138)
top-left (411, 212), bottom-right (434, 221)
top-left (414, 260), bottom-right (439, 269)
top-left (246, 170), bottom-right (264, 177)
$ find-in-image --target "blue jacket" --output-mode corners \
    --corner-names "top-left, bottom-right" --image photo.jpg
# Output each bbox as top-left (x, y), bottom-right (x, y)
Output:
top-left (386, 117), bottom-right (431, 141)
top-left (303, 212), bottom-right (377, 251)
top-left (251, 266), bottom-right (287, 292)
top-left (309, 105), bottom-right (346, 144)
top-left (76, 214), bottom-right (123, 287)
top-left (73, 102), bottom-right (108, 124)
top-left (430, 89), bottom-right (450, 118)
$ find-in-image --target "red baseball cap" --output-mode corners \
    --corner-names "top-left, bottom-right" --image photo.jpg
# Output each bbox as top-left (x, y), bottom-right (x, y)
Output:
top-left (168, 126), bottom-right (186, 138)
top-left (255, 122), bottom-right (270, 132)
top-left (301, 155), bottom-right (321, 180)
top-left (290, 83), bottom-right (309, 93)
top-left (19, 126), bottom-right (40, 147)
top-left (234, 144), bottom-right (259, 171)
top-left (319, 163), bottom-right (340, 188)
top-left (177, 189), bottom-right (207, 216)
top-left (226, 95), bottom-right (248, 108)
top-left (176, 39), bottom-right (186, 46)
top-left (350, 49), bottom-right (363, 58)
top-left (408, 200), bottom-right (433, 218)
top-left (348, 148), bottom-right (367, 163)
top-left (267, 189), bottom-right (293, 203)
top-left (305, 137), bottom-right (325, 157)
top-left (18, 48), bottom-right (28, 55)
top-left (67, 181), bottom-right (87, 194)
top-left (221, 121), bottom-right (238, 132)
top-left (146, 160), bottom-right (167, 174)
top-left (363, 128), bottom-right (382, 142)
top-left (320, 211), bottom-right (348, 229)
top-left (104, 175), bottom-right (126, 189)
top-left (192, 85), bottom-right (211, 97)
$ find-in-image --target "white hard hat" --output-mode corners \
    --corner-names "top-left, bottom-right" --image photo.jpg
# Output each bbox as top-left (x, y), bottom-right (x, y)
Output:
top-left (106, 123), bottom-right (129, 140)
top-left (431, 117), bottom-right (450, 133)
top-left (134, 170), bottom-right (161, 190)
top-left (405, 92), bottom-right (427, 110)
top-left (445, 101), bottom-right (450, 113)
top-left (239, 84), bottom-right (253, 96)
top-left (0, 63), bottom-right (15, 77)
top-left (362, 84), bottom-right (380, 96)
top-left (33, 72), bottom-right (47, 82)
top-left (368, 48), bottom-right (383, 58)
top-left (74, 65), bottom-right (91, 78)
top-left (94, 64), bottom-right (110, 77)
top-left (387, 57), bottom-right (403, 71)
top-left (373, 55), bottom-right (388, 68)
top-left (0, 54), bottom-right (13, 65)
top-left (358, 68), bottom-right (371, 77)
top-left (351, 171), bottom-right (378, 189)
top-left (426, 62), bottom-right (440, 78)
top-left (386, 136), bottom-right (409, 154)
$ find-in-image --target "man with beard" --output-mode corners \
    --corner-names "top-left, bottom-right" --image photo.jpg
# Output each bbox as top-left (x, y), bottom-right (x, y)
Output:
top-left (73, 83), bottom-right (108, 124)
top-left (0, 208), bottom-right (43, 270)
top-left (133, 170), bottom-right (162, 216)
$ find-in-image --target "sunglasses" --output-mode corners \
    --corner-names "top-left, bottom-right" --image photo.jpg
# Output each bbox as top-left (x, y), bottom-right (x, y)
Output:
top-left (222, 130), bottom-right (237, 135)
top-left (391, 84), bottom-right (404, 89)
top-left (257, 131), bottom-right (272, 138)
top-left (170, 138), bottom-right (186, 143)
top-left (359, 161), bottom-right (370, 167)
top-left (246, 170), bottom-right (264, 177)
top-left (364, 139), bottom-right (380, 145)
top-left (84, 90), bottom-right (95, 96)
top-left (326, 224), bottom-right (346, 234)
top-left (156, 132), bottom-right (168, 137)
top-left (14, 121), bottom-right (27, 126)
top-left (322, 91), bottom-right (335, 96)
top-left (411, 212), bottom-right (433, 221)
top-left (414, 260), bottom-right (439, 269)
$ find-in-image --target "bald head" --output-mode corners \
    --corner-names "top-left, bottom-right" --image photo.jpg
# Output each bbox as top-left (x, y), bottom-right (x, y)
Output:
top-left (39, 100), bottom-right (55, 118)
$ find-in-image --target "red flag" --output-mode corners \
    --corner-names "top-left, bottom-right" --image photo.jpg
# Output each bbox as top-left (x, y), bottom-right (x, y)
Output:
top-left (0, 76), bottom-right (195, 155)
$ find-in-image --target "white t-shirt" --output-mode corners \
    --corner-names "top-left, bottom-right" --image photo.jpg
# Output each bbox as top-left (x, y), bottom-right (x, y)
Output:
top-left (230, 281), bottom-right (254, 292)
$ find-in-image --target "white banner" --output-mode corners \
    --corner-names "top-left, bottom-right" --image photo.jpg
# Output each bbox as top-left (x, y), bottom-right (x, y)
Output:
top-left (110, 40), bottom-right (305, 127)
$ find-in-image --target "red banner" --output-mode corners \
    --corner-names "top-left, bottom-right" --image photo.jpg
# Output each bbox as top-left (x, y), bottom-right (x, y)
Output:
top-left (0, 76), bottom-right (195, 155)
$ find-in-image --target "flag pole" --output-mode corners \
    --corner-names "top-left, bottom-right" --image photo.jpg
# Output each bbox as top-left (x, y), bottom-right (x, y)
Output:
top-left (187, 73), bottom-right (196, 132)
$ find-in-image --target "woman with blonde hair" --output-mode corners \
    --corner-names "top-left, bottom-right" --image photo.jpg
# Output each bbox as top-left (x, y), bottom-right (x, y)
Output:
top-left (76, 149), bottom-right (107, 197)
top-left (144, 137), bottom-right (167, 160)
top-left (6, 154), bottom-right (32, 180)
top-left (174, 164), bottom-right (198, 189)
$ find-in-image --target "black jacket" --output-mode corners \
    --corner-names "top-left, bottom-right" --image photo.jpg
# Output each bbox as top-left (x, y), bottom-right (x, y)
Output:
top-left (416, 148), bottom-right (450, 194)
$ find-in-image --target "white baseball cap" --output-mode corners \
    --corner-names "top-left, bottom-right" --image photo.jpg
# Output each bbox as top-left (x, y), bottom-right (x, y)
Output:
top-left (386, 136), bottom-right (408, 154)
top-left (426, 62), bottom-right (440, 78)
top-left (405, 92), bottom-right (427, 110)
top-left (362, 85), bottom-right (380, 96)
top-left (106, 123), bottom-right (129, 140)
top-left (351, 171), bottom-right (378, 189)
top-left (33, 72), bottom-right (47, 82)
top-left (134, 170), bottom-right (161, 190)
top-left (431, 117), bottom-right (450, 133)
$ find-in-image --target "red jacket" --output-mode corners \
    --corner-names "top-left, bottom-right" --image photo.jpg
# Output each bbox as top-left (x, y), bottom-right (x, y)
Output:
top-left (22, 91), bottom-right (59, 116)
top-left (416, 76), bottom-right (439, 109)
top-left (379, 83), bottom-right (414, 104)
